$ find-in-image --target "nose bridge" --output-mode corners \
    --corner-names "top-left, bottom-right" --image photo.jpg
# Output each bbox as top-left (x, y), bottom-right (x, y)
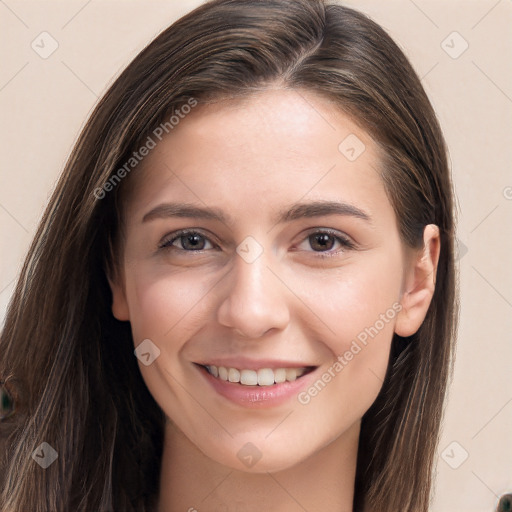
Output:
top-left (216, 249), bottom-right (290, 338)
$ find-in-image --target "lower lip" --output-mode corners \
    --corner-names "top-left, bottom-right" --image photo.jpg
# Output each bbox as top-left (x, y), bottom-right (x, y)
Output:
top-left (195, 364), bottom-right (318, 408)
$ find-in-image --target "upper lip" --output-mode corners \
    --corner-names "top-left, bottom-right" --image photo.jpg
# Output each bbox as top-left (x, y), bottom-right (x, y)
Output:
top-left (194, 358), bottom-right (318, 371)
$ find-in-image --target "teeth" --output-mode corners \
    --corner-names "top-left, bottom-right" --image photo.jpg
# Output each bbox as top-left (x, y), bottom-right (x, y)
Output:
top-left (257, 368), bottom-right (274, 386)
top-left (218, 366), bottom-right (228, 381)
top-left (285, 368), bottom-right (297, 382)
top-left (205, 365), bottom-right (308, 386)
top-left (274, 368), bottom-right (287, 383)
top-left (228, 368), bottom-right (240, 383)
top-left (240, 369), bottom-right (258, 385)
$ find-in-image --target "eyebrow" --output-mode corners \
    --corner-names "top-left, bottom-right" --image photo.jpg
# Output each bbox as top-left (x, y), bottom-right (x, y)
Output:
top-left (142, 200), bottom-right (372, 225)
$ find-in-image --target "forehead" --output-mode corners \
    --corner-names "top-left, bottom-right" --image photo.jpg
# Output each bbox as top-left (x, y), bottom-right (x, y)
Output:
top-left (122, 88), bottom-right (392, 227)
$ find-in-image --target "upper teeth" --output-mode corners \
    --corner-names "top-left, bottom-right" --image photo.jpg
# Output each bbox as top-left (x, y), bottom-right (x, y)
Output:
top-left (206, 365), bottom-right (307, 386)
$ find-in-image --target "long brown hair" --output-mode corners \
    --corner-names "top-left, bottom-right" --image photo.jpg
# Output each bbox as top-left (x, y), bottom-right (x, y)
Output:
top-left (0, 1), bottom-right (458, 510)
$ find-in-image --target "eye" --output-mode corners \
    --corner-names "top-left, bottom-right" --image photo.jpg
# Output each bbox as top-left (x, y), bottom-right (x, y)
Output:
top-left (297, 229), bottom-right (355, 257)
top-left (159, 230), bottom-right (216, 252)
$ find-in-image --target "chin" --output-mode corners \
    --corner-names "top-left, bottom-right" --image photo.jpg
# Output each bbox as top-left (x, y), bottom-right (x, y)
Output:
top-left (204, 441), bottom-right (312, 475)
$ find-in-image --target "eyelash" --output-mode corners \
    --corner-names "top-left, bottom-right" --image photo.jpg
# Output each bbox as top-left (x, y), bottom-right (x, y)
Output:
top-left (305, 229), bottom-right (356, 257)
top-left (158, 228), bottom-right (356, 258)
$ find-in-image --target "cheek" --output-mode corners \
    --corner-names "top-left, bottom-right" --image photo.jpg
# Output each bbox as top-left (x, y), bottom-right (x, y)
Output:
top-left (124, 265), bottom-right (214, 345)
top-left (293, 254), bottom-right (403, 348)
top-left (292, 253), bottom-right (402, 412)
top-left (295, 268), bottom-right (399, 435)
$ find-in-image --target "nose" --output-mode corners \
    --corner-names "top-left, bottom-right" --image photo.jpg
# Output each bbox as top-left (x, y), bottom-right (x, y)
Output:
top-left (216, 252), bottom-right (290, 339)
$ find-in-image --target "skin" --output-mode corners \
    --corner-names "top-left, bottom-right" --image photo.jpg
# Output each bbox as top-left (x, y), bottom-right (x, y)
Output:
top-left (109, 88), bottom-right (440, 512)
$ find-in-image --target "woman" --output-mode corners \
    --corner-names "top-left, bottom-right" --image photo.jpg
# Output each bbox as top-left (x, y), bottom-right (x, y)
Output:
top-left (0, 0), bottom-right (458, 510)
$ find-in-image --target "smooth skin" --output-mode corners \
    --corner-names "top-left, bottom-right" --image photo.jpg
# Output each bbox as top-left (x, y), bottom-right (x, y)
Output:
top-left (109, 89), bottom-right (440, 512)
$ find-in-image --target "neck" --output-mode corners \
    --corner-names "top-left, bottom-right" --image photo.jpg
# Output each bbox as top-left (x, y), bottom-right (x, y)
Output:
top-left (157, 418), bottom-right (360, 512)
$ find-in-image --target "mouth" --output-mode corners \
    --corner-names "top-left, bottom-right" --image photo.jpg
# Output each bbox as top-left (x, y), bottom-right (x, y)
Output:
top-left (198, 364), bottom-right (317, 386)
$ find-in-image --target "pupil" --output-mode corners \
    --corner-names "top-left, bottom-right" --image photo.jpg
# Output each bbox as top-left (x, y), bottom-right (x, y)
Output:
top-left (183, 234), bottom-right (204, 250)
top-left (311, 233), bottom-right (334, 251)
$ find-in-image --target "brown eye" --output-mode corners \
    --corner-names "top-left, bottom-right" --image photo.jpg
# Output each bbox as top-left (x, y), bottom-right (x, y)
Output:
top-left (0, 384), bottom-right (15, 420)
top-left (309, 233), bottom-right (337, 252)
top-left (297, 229), bottom-right (355, 255)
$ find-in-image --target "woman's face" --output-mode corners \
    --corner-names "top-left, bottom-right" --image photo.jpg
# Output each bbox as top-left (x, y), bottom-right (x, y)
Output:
top-left (110, 89), bottom-right (434, 472)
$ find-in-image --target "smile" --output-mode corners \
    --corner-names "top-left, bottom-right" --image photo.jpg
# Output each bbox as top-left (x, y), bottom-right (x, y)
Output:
top-left (203, 365), bottom-right (315, 386)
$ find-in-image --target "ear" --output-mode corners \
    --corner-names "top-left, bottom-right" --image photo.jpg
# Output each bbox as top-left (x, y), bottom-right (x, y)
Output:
top-left (108, 271), bottom-right (130, 322)
top-left (394, 224), bottom-right (440, 337)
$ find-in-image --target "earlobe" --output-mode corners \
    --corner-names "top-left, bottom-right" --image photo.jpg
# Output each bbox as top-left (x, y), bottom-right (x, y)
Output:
top-left (394, 224), bottom-right (440, 337)
top-left (108, 275), bottom-right (130, 322)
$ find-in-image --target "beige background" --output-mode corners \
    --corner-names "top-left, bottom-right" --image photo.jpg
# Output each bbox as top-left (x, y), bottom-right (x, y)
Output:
top-left (0, 1), bottom-right (511, 510)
